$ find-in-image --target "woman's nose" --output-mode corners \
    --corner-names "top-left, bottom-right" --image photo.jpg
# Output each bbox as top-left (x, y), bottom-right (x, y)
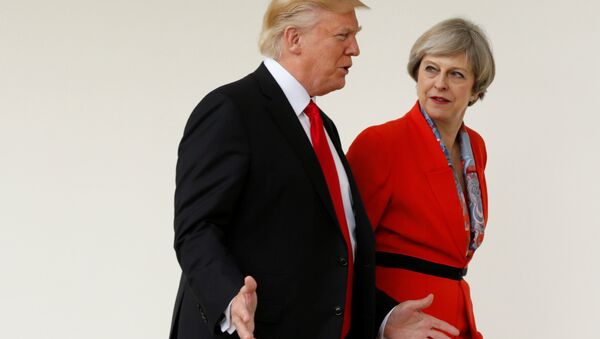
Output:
top-left (434, 75), bottom-right (448, 90)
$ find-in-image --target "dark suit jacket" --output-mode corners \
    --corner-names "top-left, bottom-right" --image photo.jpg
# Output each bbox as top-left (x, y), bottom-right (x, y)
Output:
top-left (170, 63), bottom-right (395, 339)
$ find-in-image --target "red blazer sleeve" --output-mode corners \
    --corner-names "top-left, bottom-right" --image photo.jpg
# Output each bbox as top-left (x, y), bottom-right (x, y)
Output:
top-left (347, 127), bottom-right (392, 230)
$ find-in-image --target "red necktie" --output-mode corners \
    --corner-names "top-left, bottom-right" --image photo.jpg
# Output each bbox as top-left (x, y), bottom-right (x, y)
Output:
top-left (305, 100), bottom-right (353, 338)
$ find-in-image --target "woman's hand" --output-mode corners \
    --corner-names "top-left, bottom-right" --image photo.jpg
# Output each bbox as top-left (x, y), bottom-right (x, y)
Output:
top-left (384, 294), bottom-right (459, 339)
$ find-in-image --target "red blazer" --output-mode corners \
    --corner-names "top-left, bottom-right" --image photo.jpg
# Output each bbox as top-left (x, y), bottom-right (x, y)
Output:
top-left (347, 101), bottom-right (488, 338)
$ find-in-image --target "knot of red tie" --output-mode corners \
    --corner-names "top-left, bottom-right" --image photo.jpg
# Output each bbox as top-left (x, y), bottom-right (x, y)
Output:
top-left (304, 100), bottom-right (320, 119)
top-left (305, 100), bottom-right (325, 147)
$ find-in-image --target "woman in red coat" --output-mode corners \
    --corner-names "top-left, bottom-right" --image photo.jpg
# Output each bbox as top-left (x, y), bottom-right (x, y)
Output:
top-left (347, 18), bottom-right (495, 339)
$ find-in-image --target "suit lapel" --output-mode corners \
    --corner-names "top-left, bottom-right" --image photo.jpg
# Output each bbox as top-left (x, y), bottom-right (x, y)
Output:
top-left (252, 64), bottom-right (339, 227)
top-left (321, 112), bottom-right (358, 215)
top-left (322, 113), bottom-right (375, 263)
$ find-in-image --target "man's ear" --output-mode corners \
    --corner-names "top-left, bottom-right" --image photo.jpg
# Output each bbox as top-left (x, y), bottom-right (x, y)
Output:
top-left (282, 26), bottom-right (302, 55)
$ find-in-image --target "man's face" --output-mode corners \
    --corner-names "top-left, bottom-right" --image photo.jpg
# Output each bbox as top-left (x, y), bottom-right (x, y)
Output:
top-left (298, 9), bottom-right (360, 97)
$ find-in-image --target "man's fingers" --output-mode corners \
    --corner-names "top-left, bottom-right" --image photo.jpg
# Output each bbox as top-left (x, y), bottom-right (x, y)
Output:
top-left (232, 295), bottom-right (253, 322)
top-left (240, 276), bottom-right (258, 312)
top-left (232, 276), bottom-right (257, 338)
top-left (240, 276), bottom-right (258, 298)
top-left (232, 309), bottom-right (255, 339)
top-left (243, 276), bottom-right (257, 292)
top-left (428, 315), bottom-right (459, 336)
top-left (232, 316), bottom-right (254, 339)
top-left (234, 306), bottom-right (251, 322)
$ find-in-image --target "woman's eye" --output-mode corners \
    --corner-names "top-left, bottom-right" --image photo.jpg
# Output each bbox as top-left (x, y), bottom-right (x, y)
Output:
top-left (425, 65), bottom-right (437, 72)
top-left (451, 71), bottom-right (464, 78)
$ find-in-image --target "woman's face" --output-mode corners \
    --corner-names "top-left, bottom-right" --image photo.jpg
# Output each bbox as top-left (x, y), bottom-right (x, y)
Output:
top-left (416, 53), bottom-right (477, 128)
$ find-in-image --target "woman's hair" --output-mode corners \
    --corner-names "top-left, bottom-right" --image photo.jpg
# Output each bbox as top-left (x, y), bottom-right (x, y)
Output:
top-left (259, 0), bottom-right (367, 59)
top-left (407, 18), bottom-right (495, 105)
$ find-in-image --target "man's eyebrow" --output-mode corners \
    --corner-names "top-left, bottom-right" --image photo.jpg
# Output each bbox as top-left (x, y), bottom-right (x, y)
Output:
top-left (339, 26), bottom-right (362, 34)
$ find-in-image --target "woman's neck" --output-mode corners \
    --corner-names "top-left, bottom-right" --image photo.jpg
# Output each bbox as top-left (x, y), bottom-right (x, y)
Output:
top-left (436, 119), bottom-right (462, 151)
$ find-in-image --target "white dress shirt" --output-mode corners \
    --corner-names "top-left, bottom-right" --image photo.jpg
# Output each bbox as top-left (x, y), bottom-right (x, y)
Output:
top-left (263, 57), bottom-right (357, 252)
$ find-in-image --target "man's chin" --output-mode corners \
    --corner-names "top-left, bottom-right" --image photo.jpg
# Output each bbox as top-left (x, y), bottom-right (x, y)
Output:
top-left (314, 82), bottom-right (345, 96)
top-left (332, 79), bottom-right (347, 92)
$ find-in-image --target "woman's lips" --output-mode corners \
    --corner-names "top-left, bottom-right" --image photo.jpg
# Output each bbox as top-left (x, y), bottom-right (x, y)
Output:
top-left (430, 96), bottom-right (450, 104)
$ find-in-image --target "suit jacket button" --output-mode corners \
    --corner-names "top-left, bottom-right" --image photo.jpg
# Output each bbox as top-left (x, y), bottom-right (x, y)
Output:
top-left (338, 257), bottom-right (348, 267)
top-left (334, 306), bottom-right (343, 316)
top-left (197, 304), bottom-right (208, 322)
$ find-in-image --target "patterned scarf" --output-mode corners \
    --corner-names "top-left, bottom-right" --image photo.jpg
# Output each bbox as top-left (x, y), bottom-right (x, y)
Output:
top-left (421, 108), bottom-right (485, 259)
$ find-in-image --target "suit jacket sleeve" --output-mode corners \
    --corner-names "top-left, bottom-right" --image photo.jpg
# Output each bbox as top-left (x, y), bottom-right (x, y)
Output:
top-left (174, 91), bottom-right (248, 333)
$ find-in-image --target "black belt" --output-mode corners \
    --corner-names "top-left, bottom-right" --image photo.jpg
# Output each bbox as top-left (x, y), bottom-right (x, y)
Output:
top-left (376, 251), bottom-right (467, 281)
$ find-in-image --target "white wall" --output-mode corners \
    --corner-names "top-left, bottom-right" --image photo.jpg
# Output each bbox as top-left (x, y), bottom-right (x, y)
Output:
top-left (1, 1), bottom-right (599, 338)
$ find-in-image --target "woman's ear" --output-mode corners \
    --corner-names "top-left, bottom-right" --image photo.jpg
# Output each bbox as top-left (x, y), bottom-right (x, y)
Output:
top-left (468, 93), bottom-right (479, 106)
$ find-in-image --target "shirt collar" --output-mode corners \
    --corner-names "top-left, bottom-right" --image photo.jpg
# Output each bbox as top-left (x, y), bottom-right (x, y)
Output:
top-left (263, 58), bottom-right (312, 117)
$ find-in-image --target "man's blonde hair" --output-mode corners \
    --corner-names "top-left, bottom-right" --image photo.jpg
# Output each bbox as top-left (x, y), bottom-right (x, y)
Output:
top-left (259, 0), bottom-right (368, 59)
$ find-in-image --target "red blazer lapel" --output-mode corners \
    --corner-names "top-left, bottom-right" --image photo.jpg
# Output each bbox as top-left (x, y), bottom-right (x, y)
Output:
top-left (406, 102), bottom-right (470, 257)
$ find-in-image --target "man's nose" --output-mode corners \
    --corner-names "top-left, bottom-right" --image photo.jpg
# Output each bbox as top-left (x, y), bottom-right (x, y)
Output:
top-left (346, 36), bottom-right (360, 56)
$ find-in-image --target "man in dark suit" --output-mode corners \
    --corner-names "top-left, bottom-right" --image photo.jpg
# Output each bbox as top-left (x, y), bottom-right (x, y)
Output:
top-left (170, 1), bottom-right (459, 338)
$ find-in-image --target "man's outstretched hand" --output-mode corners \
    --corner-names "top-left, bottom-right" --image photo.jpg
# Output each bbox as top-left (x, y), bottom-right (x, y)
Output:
top-left (231, 276), bottom-right (258, 339)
